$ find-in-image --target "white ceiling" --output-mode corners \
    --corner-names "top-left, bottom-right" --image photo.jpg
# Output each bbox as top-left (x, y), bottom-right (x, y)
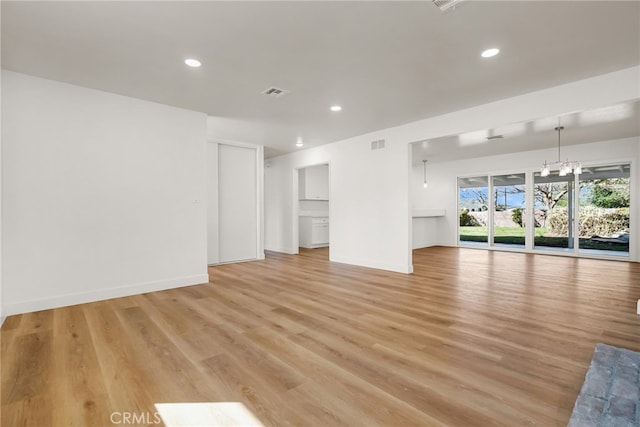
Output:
top-left (2, 1), bottom-right (639, 158)
top-left (412, 99), bottom-right (640, 164)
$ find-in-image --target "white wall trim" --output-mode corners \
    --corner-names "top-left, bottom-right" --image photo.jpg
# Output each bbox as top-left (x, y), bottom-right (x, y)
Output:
top-left (2, 274), bottom-right (209, 317)
top-left (257, 146), bottom-right (266, 260)
top-left (265, 246), bottom-right (297, 255)
top-left (206, 140), bottom-right (220, 265)
top-left (292, 168), bottom-right (300, 255)
top-left (330, 255), bottom-right (412, 274)
top-left (208, 137), bottom-right (261, 150)
top-left (407, 141), bottom-right (415, 274)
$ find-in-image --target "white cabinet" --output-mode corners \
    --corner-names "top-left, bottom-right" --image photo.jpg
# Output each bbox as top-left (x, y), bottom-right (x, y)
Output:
top-left (299, 164), bottom-right (329, 200)
top-left (299, 217), bottom-right (329, 248)
top-left (311, 217), bottom-right (329, 245)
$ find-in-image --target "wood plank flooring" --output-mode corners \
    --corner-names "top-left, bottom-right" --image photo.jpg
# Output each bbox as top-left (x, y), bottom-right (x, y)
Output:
top-left (2, 247), bottom-right (640, 426)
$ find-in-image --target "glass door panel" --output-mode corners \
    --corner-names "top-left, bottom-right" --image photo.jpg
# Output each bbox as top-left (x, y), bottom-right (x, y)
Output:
top-left (458, 176), bottom-right (489, 245)
top-left (491, 174), bottom-right (526, 248)
top-left (578, 164), bottom-right (630, 256)
top-left (533, 171), bottom-right (574, 251)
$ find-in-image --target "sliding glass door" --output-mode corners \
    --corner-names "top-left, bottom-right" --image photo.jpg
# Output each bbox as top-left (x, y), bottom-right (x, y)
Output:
top-left (459, 174), bottom-right (526, 248)
top-left (533, 171), bottom-right (574, 251)
top-left (578, 164), bottom-right (630, 256)
top-left (458, 163), bottom-right (631, 259)
top-left (492, 174), bottom-right (526, 248)
top-left (458, 176), bottom-right (488, 245)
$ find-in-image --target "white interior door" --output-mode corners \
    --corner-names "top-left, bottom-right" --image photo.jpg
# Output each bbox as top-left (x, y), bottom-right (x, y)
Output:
top-left (218, 144), bottom-right (257, 263)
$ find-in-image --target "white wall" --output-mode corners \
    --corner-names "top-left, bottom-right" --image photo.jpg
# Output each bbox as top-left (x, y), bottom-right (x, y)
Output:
top-left (416, 137), bottom-right (640, 258)
top-left (2, 71), bottom-right (209, 315)
top-left (412, 218), bottom-right (439, 249)
top-left (265, 66), bottom-right (639, 274)
top-left (0, 6), bottom-right (3, 325)
top-left (411, 165), bottom-right (440, 249)
top-left (265, 139), bottom-right (413, 274)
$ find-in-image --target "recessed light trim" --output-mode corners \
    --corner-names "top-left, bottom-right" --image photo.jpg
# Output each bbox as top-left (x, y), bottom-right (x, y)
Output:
top-left (330, 105), bottom-right (342, 112)
top-left (185, 58), bottom-right (201, 67)
top-left (481, 48), bottom-right (500, 58)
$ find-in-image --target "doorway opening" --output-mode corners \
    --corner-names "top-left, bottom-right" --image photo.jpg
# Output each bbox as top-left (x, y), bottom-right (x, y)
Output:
top-left (294, 163), bottom-right (330, 258)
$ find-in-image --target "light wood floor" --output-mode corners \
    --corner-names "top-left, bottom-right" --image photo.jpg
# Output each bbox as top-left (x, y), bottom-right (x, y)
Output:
top-left (2, 247), bottom-right (640, 426)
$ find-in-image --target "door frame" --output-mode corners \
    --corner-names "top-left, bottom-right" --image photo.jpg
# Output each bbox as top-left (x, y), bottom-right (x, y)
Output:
top-left (208, 138), bottom-right (264, 265)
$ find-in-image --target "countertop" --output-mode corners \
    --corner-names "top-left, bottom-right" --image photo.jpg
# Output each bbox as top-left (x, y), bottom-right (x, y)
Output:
top-left (299, 211), bottom-right (329, 218)
top-left (412, 209), bottom-right (446, 218)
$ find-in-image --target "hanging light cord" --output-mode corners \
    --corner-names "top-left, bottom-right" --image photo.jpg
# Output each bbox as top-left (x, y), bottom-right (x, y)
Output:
top-left (556, 118), bottom-right (565, 162)
top-left (422, 160), bottom-right (428, 188)
top-left (557, 120), bottom-right (561, 162)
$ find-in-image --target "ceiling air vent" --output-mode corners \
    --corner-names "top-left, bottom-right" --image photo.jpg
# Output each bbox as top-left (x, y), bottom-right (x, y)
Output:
top-left (261, 86), bottom-right (289, 98)
top-left (486, 135), bottom-right (504, 140)
top-left (432, 0), bottom-right (465, 11)
top-left (371, 139), bottom-right (386, 150)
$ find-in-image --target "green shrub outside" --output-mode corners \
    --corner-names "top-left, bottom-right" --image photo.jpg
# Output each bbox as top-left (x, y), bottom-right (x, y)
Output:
top-left (546, 206), bottom-right (629, 237)
top-left (511, 208), bottom-right (523, 227)
top-left (459, 209), bottom-right (480, 226)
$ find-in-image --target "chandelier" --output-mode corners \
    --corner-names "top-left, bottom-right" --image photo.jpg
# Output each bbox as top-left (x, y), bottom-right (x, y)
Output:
top-left (541, 119), bottom-right (581, 177)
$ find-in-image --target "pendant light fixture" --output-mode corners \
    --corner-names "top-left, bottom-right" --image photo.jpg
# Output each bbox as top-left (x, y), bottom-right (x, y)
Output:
top-left (540, 119), bottom-right (581, 177)
top-left (422, 160), bottom-right (428, 188)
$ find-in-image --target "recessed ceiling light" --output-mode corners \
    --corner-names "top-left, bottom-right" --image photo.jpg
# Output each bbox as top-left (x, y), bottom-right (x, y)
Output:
top-left (481, 48), bottom-right (500, 58)
top-left (330, 105), bottom-right (342, 112)
top-left (184, 58), bottom-right (201, 67)
top-left (296, 137), bottom-right (304, 147)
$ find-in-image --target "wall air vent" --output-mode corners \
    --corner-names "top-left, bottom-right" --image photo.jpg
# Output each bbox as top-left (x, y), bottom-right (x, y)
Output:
top-left (261, 86), bottom-right (289, 98)
top-left (371, 139), bottom-right (386, 150)
top-left (432, 0), bottom-right (465, 11)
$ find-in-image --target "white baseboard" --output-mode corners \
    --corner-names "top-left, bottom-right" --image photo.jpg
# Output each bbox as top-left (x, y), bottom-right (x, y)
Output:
top-left (329, 255), bottom-right (412, 274)
top-left (2, 273), bottom-right (209, 316)
top-left (264, 246), bottom-right (297, 255)
top-left (412, 243), bottom-right (438, 250)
